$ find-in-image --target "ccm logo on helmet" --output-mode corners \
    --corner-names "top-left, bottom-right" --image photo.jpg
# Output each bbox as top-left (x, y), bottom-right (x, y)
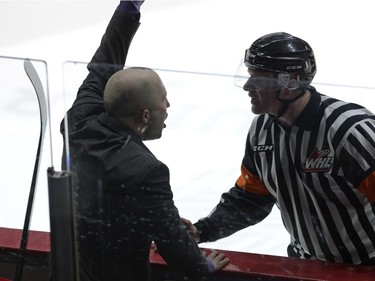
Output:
top-left (253, 145), bottom-right (274, 152)
top-left (286, 65), bottom-right (303, 70)
top-left (245, 49), bottom-right (255, 61)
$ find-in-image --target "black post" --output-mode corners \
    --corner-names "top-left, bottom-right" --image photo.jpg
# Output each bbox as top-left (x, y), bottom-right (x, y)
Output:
top-left (47, 167), bottom-right (79, 281)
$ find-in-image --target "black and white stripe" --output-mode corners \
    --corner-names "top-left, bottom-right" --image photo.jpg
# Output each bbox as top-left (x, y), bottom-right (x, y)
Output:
top-left (247, 90), bottom-right (375, 264)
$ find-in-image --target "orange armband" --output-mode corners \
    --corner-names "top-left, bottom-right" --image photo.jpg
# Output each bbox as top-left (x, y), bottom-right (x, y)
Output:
top-left (358, 171), bottom-right (375, 203)
top-left (236, 165), bottom-right (270, 195)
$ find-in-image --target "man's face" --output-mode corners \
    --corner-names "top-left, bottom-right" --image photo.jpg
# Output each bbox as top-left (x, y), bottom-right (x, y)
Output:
top-left (243, 69), bottom-right (283, 115)
top-left (143, 82), bottom-right (170, 141)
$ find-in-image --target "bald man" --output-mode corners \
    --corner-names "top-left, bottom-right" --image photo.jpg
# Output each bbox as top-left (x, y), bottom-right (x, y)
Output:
top-left (104, 67), bottom-right (169, 141)
top-left (61, 2), bottom-right (228, 281)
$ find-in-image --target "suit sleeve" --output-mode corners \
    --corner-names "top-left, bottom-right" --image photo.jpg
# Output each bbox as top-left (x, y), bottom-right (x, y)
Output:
top-left (62, 10), bottom-right (140, 134)
top-left (137, 162), bottom-right (211, 280)
top-left (194, 133), bottom-right (275, 243)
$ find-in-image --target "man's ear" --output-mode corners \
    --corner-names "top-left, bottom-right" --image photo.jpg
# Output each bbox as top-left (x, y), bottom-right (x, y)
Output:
top-left (278, 87), bottom-right (291, 100)
top-left (140, 109), bottom-right (151, 124)
top-left (278, 87), bottom-right (299, 101)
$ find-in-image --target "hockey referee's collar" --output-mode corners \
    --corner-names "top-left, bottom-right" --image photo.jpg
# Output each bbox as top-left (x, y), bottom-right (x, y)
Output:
top-left (265, 86), bottom-right (320, 131)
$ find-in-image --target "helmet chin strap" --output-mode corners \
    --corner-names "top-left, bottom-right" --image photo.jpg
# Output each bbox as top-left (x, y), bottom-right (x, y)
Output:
top-left (274, 87), bottom-right (307, 118)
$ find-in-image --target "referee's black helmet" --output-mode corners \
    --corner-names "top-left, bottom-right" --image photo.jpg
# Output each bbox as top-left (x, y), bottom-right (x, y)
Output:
top-left (244, 32), bottom-right (317, 85)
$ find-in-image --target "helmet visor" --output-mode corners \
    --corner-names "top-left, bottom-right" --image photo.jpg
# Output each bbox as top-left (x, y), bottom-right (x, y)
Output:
top-left (234, 60), bottom-right (278, 91)
top-left (234, 60), bottom-right (301, 91)
top-left (234, 59), bottom-right (250, 88)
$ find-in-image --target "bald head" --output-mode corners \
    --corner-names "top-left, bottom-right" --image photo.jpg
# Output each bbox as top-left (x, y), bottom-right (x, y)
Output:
top-left (103, 67), bottom-right (169, 140)
top-left (104, 67), bottom-right (165, 121)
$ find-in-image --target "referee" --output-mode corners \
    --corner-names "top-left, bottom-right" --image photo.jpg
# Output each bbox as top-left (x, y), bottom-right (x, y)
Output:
top-left (183, 32), bottom-right (375, 265)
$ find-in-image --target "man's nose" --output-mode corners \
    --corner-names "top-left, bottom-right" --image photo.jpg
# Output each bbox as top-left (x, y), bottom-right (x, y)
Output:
top-left (243, 78), bottom-right (256, 93)
top-left (243, 77), bottom-right (253, 92)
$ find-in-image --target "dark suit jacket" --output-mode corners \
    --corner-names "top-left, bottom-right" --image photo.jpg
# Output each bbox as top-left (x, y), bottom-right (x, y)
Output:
top-left (62, 9), bottom-right (209, 281)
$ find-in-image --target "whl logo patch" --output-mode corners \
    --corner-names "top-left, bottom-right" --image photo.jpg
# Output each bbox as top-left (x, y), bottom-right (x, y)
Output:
top-left (301, 148), bottom-right (333, 172)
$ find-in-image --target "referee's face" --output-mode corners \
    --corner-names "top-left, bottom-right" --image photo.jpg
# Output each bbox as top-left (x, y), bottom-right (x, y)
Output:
top-left (243, 69), bottom-right (283, 115)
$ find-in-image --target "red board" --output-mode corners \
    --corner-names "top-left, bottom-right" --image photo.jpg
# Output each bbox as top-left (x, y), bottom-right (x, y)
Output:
top-left (150, 247), bottom-right (375, 281)
top-left (0, 227), bottom-right (50, 257)
top-left (2, 227), bottom-right (375, 281)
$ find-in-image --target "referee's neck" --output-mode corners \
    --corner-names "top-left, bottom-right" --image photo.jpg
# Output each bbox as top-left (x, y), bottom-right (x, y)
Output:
top-left (278, 90), bottom-right (311, 127)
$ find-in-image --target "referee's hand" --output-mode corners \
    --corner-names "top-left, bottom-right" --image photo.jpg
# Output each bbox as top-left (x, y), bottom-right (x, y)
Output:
top-left (181, 217), bottom-right (200, 243)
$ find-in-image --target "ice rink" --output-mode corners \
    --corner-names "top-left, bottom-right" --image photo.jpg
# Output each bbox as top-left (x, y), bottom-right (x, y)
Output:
top-left (0, 0), bottom-right (374, 258)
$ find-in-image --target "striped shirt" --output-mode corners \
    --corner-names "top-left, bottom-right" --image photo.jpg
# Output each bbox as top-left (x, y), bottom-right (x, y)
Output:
top-left (241, 87), bottom-right (375, 264)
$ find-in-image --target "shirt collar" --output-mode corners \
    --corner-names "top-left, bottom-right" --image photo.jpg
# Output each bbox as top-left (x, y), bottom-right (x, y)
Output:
top-left (264, 86), bottom-right (321, 131)
top-left (293, 86), bottom-right (320, 130)
top-left (97, 112), bottom-right (141, 141)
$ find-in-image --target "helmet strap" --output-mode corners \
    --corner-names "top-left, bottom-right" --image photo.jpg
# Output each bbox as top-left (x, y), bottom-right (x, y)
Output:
top-left (275, 87), bottom-right (307, 118)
